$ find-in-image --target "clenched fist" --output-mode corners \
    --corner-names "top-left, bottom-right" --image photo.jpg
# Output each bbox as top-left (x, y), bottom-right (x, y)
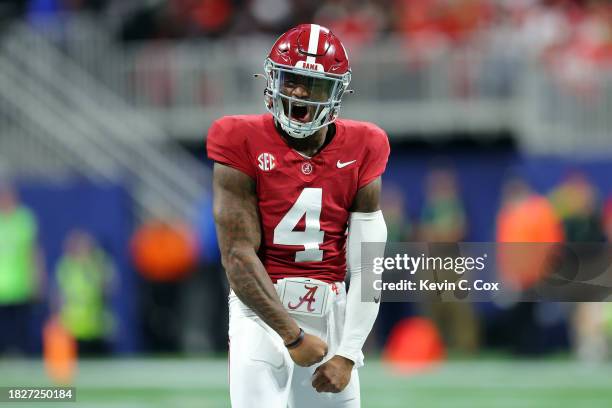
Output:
top-left (288, 332), bottom-right (328, 367)
top-left (311, 355), bottom-right (354, 393)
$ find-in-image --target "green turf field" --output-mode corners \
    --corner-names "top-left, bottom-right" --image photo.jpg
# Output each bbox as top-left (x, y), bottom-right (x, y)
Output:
top-left (1, 357), bottom-right (611, 407)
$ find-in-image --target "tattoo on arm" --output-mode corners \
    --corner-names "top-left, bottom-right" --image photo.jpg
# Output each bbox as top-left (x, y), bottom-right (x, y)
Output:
top-left (350, 177), bottom-right (382, 212)
top-left (213, 163), bottom-right (299, 343)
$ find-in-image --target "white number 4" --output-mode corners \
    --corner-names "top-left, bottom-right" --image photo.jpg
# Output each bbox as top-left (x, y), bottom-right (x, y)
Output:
top-left (273, 188), bottom-right (324, 262)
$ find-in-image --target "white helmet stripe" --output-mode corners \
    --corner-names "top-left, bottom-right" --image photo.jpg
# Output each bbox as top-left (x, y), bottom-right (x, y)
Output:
top-left (306, 24), bottom-right (321, 65)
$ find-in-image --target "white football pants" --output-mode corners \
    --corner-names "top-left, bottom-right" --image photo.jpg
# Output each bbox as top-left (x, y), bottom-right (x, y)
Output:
top-left (228, 281), bottom-right (361, 408)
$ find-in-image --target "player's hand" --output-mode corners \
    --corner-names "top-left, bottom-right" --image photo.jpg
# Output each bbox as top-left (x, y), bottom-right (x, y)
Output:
top-left (311, 355), bottom-right (354, 393)
top-left (288, 333), bottom-right (328, 367)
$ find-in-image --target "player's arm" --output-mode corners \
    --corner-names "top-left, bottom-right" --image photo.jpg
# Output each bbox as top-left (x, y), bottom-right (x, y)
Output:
top-left (312, 177), bottom-right (387, 393)
top-left (340, 177), bottom-right (387, 360)
top-left (213, 163), bottom-right (327, 366)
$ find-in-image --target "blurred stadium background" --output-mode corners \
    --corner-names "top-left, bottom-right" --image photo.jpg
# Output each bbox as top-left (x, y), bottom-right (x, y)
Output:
top-left (1, 0), bottom-right (612, 406)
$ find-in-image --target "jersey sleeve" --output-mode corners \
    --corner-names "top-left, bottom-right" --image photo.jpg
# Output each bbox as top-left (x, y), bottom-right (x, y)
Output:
top-left (206, 118), bottom-right (256, 179)
top-left (358, 125), bottom-right (390, 189)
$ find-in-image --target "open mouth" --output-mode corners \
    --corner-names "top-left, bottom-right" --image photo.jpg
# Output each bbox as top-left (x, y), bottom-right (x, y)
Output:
top-left (290, 103), bottom-right (310, 122)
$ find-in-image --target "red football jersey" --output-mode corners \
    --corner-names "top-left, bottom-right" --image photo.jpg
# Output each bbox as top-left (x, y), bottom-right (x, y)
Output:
top-left (207, 114), bottom-right (390, 283)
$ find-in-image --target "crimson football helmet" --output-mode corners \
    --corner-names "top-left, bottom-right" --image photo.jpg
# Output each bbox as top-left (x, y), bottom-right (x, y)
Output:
top-left (264, 24), bottom-right (352, 139)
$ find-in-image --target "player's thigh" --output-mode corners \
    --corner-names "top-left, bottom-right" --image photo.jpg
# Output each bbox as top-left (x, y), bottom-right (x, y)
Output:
top-left (229, 315), bottom-right (293, 408)
top-left (288, 365), bottom-right (360, 408)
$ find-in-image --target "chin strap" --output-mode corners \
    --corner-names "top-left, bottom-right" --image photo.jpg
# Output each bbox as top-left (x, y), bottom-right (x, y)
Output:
top-left (280, 122), bottom-right (316, 139)
top-left (278, 110), bottom-right (319, 139)
top-left (277, 105), bottom-right (332, 139)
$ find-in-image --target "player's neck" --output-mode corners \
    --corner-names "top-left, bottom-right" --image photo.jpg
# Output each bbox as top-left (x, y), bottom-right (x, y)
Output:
top-left (276, 123), bottom-right (331, 158)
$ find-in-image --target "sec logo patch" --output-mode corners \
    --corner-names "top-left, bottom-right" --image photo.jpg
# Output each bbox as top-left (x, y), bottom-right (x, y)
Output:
top-left (257, 153), bottom-right (276, 171)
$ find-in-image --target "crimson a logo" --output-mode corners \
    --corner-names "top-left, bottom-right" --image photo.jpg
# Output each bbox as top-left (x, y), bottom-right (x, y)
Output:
top-left (288, 285), bottom-right (318, 312)
top-left (301, 162), bottom-right (313, 175)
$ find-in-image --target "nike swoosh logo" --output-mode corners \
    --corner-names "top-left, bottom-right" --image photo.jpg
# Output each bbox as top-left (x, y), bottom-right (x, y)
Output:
top-left (337, 160), bottom-right (356, 168)
top-left (373, 296), bottom-right (381, 304)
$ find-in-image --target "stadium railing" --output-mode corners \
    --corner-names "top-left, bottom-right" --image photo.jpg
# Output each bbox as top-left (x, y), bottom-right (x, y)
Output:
top-left (10, 15), bottom-right (612, 156)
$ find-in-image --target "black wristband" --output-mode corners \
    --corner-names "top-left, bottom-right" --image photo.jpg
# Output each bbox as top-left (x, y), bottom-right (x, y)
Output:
top-left (285, 328), bottom-right (305, 349)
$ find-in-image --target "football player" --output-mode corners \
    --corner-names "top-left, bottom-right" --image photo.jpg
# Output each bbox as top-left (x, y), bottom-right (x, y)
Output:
top-left (208, 24), bottom-right (389, 407)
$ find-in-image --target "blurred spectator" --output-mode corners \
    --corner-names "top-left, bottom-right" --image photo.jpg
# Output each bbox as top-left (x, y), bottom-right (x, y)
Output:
top-left (418, 166), bottom-right (479, 354)
top-left (116, 1), bottom-right (197, 41)
top-left (395, 0), bottom-right (493, 50)
top-left (549, 173), bottom-right (607, 362)
top-left (497, 175), bottom-right (530, 208)
top-left (375, 184), bottom-right (415, 349)
top-left (383, 183), bottom-right (413, 242)
top-left (171, 0), bottom-right (234, 37)
top-left (419, 166), bottom-right (466, 242)
top-left (116, 0), bottom-right (237, 40)
top-left (55, 229), bottom-right (115, 355)
top-left (130, 219), bottom-right (197, 352)
top-left (314, 0), bottom-right (388, 50)
top-left (497, 177), bottom-right (564, 243)
top-left (549, 172), bottom-right (605, 242)
top-left (547, 0), bottom-right (612, 101)
top-left (131, 219), bottom-right (198, 283)
top-left (248, 0), bottom-right (292, 33)
top-left (496, 177), bottom-right (565, 291)
top-left (514, 0), bottom-right (573, 57)
top-left (0, 182), bottom-right (43, 355)
top-left (493, 177), bottom-right (567, 355)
